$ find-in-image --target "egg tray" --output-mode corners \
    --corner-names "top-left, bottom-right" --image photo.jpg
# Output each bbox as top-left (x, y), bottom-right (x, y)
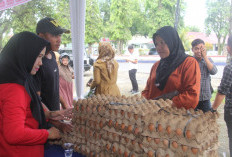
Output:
top-left (53, 94), bottom-right (219, 157)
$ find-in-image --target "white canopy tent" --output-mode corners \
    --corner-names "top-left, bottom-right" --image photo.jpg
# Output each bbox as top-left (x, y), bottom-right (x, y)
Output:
top-left (69, 0), bottom-right (86, 99)
top-left (0, 0), bottom-right (86, 100)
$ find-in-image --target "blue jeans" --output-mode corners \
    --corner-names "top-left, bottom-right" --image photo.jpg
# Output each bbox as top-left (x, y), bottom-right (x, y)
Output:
top-left (195, 100), bottom-right (211, 112)
top-left (225, 106), bottom-right (232, 157)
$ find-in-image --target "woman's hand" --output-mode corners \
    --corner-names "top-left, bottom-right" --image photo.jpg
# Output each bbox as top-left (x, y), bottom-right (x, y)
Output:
top-left (47, 108), bottom-right (73, 121)
top-left (47, 127), bottom-right (61, 140)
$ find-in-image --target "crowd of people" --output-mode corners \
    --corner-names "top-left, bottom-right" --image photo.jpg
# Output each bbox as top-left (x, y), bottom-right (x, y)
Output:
top-left (0, 16), bottom-right (232, 156)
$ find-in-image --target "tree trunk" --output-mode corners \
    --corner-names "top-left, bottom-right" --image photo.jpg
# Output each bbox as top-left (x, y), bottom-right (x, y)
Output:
top-left (218, 38), bottom-right (222, 55)
top-left (230, 0), bottom-right (232, 35)
top-left (116, 40), bottom-right (123, 54)
top-left (0, 35), bottom-right (3, 52)
top-left (88, 43), bottom-right (92, 56)
top-left (174, 0), bottom-right (180, 31)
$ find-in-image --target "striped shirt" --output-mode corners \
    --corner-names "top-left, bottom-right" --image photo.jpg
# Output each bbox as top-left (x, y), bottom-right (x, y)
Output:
top-left (218, 61), bottom-right (232, 108)
top-left (195, 57), bottom-right (218, 101)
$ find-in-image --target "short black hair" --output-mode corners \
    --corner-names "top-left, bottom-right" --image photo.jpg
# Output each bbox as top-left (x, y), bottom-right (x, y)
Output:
top-left (228, 35), bottom-right (232, 48)
top-left (128, 45), bottom-right (134, 49)
top-left (191, 39), bottom-right (205, 48)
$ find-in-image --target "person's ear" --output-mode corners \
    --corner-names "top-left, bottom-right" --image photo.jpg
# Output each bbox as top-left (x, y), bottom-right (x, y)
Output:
top-left (38, 33), bottom-right (45, 38)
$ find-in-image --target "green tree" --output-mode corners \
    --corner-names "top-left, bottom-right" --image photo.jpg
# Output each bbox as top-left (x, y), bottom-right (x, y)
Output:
top-left (99, 0), bottom-right (111, 37)
top-left (85, 0), bottom-right (103, 55)
top-left (129, 0), bottom-right (149, 37)
top-left (205, 0), bottom-right (230, 55)
top-left (186, 26), bottom-right (201, 32)
top-left (52, 0), bottom-right (71, 46)
top-left (145, 0), bottom-right (177, 37)
top-left (109, 0), bottom-right (134, 54)
top-left (0, 10), bottom-right (12, 51)
top-left (178, 28), bottom-right (191, 51)
top-left (0, 0), bottom-right (71, 50)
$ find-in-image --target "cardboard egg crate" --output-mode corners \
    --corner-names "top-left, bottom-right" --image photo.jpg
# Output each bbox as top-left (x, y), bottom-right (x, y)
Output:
top-left (50, 94), bottom-right (219, 157)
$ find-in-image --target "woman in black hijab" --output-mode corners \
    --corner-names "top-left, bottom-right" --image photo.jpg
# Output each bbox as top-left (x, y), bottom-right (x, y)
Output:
top-left (0, 31), bottom-right (60, 157)
top-left (142, 26), bottom-right (201, 109)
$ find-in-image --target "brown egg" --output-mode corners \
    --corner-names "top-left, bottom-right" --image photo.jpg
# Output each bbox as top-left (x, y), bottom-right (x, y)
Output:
top-left (134, 114), bottom-right (138, 120)
top-left (134, 127), bottom-right (140, 135)
top-left (191, 148), bottom-right (199, 154)
top-left (97, 105), bottom-right (102, 112)
top-left (146, 137), bottom-right (152, 142)
top-left (172, 141), bottom-right (178, 148)
top-left (166, 126), bottom-right (172, 134)
top-left (118, 148), bottom-right (122, 155)
top-left (115, 121), bottom-right (119, 128)
top-left (148, 123), bottom-right (155, 132)
top-left (158, 124), bottom-right (163, 132)
top-left (98, 134), bottom-right (102, 140)
top-left (99, 121), bottom-right (104, 128)
top-left (176, 128), bottom-right (182, 136)
top-left (181, 145), bottom-right (188, 152)
top-left (81, 105), bottom-right (85, 111)
top-left (112, 133), bottom-right (117, 140)
top-left (128, 125), bottom-right (133, 132)
top-left (121, 110), bottom-right (125, 116)
top-left (163, 139), bottom-right (169, 147)
top-left (127, 112), bottom-right (131, 118)
top-left (76, 105), bottom-right (79, 112)
top-left (93, 121), bottom-right (97, 128)
top-left (121, 123), bottom-right (125, 130)
top-left (124, 137), bottom-right (129, 143)
top-left (124, 151), bottom-right (129, 157)
top-left (154, 138), bottom-right (160, 144)
top-left (108, 120), bottom-right (113, 127)
top-left (112, 145), bottom-right (116, 153)
top-left (130, 153), bottom-right (135, 157)
top-left (109, 109), bottom-right (112, 115)
top-left (92, 106), bottom-right (97, 113)
top-left (186, 130), bottom-right (192, 139)
top-left (86, 105), bottom-right (90, 113)
top-left (165, 154), bottom-right (170, 157)
top-left (147, 150), bottom-right (154, 157)
top-left (131, 140), bottom-right (136, 145)
top-left (114, 110), bottom-right (118, 116)
top-left (156, 153), bottom-right (161, 157)
top-left (106, 144), bottom-right (110, 150)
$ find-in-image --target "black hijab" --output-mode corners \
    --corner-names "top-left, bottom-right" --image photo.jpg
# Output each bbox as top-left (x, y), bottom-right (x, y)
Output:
top-left (153, 26), bottom-right (188, 90)
top-left (0, 31), bottom-right (51, 129)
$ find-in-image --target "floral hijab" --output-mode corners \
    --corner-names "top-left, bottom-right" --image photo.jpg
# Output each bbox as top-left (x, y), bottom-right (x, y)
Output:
top-left (97, 42), bottom-right (116, 75)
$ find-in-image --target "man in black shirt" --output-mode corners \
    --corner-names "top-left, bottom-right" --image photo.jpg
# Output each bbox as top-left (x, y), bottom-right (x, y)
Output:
top-left (34, 17), bottom-right (70, 111)
top-left (34, 17), bottom-right (72, 136)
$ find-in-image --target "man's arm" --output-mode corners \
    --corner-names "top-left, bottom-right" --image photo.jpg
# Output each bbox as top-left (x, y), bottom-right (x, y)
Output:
top-left (212, 92), bottom-right (225, 110)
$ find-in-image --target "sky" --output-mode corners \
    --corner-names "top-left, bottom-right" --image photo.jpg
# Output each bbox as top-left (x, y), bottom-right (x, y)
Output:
top-left (184, 0), bottom-right (207, 32)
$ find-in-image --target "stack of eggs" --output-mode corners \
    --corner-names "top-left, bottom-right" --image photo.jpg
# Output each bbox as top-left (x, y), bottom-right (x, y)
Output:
top-left (51, 94), bottom-right (219, 157)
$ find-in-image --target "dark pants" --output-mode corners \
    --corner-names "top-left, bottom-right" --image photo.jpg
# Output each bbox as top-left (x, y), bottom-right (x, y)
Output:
top-left (129, 69), bottom-right (138, 91)
top-left (225, 107), bottom-right (232, 157)
top-left (195, 100), bottom-right (211, 112)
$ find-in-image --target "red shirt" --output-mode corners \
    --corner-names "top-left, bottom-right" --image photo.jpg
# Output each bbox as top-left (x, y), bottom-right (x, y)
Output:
top-left (142, 57), bottom-right (201, 109)
top-left (0, 83), bottom-right (49, 157)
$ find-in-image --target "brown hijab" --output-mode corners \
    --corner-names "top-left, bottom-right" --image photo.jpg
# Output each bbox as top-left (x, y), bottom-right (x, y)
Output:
top-left (97, 42), bottom-right (116, 75)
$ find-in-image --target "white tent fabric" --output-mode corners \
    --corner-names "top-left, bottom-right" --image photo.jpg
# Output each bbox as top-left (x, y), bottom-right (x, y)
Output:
top-left (0, 0), bottom-right (32, 11)
top-left (69, 0), bottom-right (85, 99)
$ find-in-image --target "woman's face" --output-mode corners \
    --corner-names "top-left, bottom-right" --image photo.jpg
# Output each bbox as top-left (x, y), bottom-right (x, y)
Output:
top-left (62, 57), bottom-right (69, 66)
top-left (154, 36), bottom-right (170, 59)
top-left (30, 47), bottom-right (46, 75)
